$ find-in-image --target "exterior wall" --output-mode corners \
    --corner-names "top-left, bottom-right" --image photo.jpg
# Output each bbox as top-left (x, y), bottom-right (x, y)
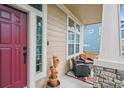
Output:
top-left (94, 66), bottom-right (124, 88)
top-left (35, 5), bottom-right (73, 87)
top-left (47, 5), bottom-right (69, 76)
top-left (35, 78), bottom-right (46, 88)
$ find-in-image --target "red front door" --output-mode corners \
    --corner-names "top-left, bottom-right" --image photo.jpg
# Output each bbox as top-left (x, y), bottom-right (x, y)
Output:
top-left (0, 5), bottom-right (27, 88)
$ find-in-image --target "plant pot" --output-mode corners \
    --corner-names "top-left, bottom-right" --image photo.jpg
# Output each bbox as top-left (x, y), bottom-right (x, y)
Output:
top-left (53, 56), bottom-right (60, 68)
top-left (47, 80), bottom-right (60, 88)
top-left (51, 73), bottom-right (57, 79)
top-left (50, 66), bottom-right (56, 74)
top-left (49, 78), bottom-right (58, 86)
top-left (53, 59), bottom-right (59, 68)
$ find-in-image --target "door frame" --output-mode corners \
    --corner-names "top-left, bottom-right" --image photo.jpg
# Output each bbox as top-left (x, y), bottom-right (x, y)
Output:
top-left (7, 4), bottom-right (47, 88)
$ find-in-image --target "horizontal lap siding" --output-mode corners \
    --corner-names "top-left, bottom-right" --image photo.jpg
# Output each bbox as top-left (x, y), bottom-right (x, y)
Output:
top-left (47, 5), bottom-right (69, 76)
top-left (35, 5), bottom-right (69, 88)
top-left (47, 22), bottom-right (67, 34)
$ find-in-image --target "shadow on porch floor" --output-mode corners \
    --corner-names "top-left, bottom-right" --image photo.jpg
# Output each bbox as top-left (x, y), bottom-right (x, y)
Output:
top-left (60, 75), bottom-right (93, 88)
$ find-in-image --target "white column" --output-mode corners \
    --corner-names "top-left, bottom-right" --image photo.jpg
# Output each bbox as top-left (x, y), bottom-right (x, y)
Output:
top-left (99, 4), bottom-right (120, 60)
top-left (94, 4), bottom-right (124, 70)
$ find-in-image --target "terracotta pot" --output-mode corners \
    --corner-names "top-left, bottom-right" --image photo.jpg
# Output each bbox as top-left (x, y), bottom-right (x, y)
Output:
top-left (50, 67), bottom-right (56, 74)
top-left (51, 73), bottom-right (57, 79)
top-left (47, 80), bottom-right (60, 88)
top-left (50, 78), bottom-right (58, 86)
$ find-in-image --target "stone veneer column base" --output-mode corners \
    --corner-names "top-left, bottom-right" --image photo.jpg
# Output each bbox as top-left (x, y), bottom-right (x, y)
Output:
top-left (93, 65), bottom-right (124, 88)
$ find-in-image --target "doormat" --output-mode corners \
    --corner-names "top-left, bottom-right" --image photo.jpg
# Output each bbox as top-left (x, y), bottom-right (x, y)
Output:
top-left (66, 71), bottom-right (96, 85)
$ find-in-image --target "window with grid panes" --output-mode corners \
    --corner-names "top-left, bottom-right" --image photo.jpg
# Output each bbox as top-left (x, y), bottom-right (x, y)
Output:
top-left (36, 16), bottom-right (42, 72)
top-left (68, 17), bottom-right (81, 56)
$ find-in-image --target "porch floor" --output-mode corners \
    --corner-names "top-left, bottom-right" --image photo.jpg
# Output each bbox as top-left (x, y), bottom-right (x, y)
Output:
top-left (60, 75), bottom-right (93, 88)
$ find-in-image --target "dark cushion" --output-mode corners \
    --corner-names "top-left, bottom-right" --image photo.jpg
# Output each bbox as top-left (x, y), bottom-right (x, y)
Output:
top-left (72, 64), bottom-right (90, 77)
top-left (87, 58), bottom-right (94, 61)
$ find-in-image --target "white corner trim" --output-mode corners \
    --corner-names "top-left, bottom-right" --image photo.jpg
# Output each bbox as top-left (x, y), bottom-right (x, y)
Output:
top-left (94, 59), bottom-right (124, 70)
top-left (56, 4), bottom-right (82, 24)
top-left (41, 4), bottom-right (47, 79)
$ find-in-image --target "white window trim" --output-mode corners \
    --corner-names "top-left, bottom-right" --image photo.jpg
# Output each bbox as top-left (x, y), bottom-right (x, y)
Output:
top-left (67, 16), bottom-right (82, 59)
top-left (8, 4), bottom-right (47, 88)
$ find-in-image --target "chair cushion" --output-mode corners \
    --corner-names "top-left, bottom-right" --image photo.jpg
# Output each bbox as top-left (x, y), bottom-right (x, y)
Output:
top-left (73, 65), bottom-right (90, 77)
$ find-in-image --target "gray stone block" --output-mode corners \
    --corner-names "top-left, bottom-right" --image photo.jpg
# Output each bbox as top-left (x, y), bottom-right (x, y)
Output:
top-left (101, 71), bottom-right (116, 78)
top-left (94, 77), bottom-right (99, 83)
top-left (94, 83), bottom-right (101, 88)
top-left (104, 68), bottom-right (116, 73)
top-left (103, 79), bottom-right (115, 85)
top-left (115, 84), bottom-right (121, 88)
top-left (121, 80), bottom-right (124, 86)
top-left (94, 66), bottom-right (103, 71)
top-left (98, 74), bottom-right (104, 78)
top-left (117, 70), bottom-right (124, 75)
top-left (102, 75), bottom-right (108, 79)
top-left (98, 77), bottom-right (104, 83)
top-left (102, 83), bottom-right (115, 88)
top-left (114, 79), bottom-right (122, 84)
top-left (116, 75), bottom-right (122, 80)
top-left (116, 71), bottom-right (124, 81)
top-left (107, 77), bottom-right (113, 81)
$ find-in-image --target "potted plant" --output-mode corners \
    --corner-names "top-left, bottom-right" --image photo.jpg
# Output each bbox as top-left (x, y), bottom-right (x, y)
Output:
top-left (50, 66), bottom-right (56, 74)
top-left (49, 75), bottom-right (58, 86)
top-left (46, 56), bottom-right (60, 88)
top-left (53, 56), bottom-right (60, 68)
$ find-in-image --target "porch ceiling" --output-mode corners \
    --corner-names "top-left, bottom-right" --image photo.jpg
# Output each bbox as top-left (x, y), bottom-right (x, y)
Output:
top-left (64, 4), bottom-right (103, 24)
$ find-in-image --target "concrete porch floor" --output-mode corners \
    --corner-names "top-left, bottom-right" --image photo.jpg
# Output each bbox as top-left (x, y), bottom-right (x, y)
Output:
top-left (60, 75), bottom-right (93, 88)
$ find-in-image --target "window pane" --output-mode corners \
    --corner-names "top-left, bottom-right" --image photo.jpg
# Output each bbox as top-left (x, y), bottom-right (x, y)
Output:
top-left (37, 36), bottom-right (42, 44)
top-left (122, 46), bottom-right (124, 51)
top-left (29, 4), bottom-right (42, 12)
top-left (120, 5), bottom-right (124, 55)
top-left (36, 64), bottom-right (42, 72)
top-left (121, 30), bottom-right (124, 38)
top-left (68, 31), bottom-right (75, 43)
top-left (36, 46), bottom-right (42, 54)
top-left (68, 44), bottom-right (74, 56)
top-left (68, 17), bottom-right (81, 56)
top-left (36, 16), bottom-right (42, 72)
top-left (83, 23), bottom-right (101, 54)
top-left (121, 22), bottom-right (124, 28)
top-left (76, 44), bottom-right (80, 53)
top-left (68, 18), bottom-right (75, 29)
top-left (36, 55), bottom-right (42, 64)
top-left (121, 5), bottom-right (124, 38)
top-left (76, 24), bottom-right (80, 32)
top-left (76, 34), bottom-right (80, 43)
top-left (122, 40), bottom-right (124, 46)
